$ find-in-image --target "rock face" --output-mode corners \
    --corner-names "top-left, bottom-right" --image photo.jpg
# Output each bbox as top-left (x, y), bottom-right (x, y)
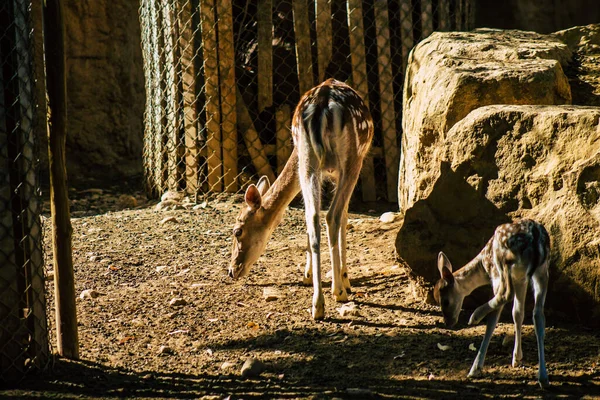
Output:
top-left (63, 1), bottom-right (145, 183)
top-left (399, 29), bottom-right (572, 213)
top-left (396, 26), bottom-right (600, 325)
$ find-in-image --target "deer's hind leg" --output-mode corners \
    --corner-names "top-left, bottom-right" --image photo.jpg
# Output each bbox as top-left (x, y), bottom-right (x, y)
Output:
top-left (531, 262), bottom-right (550, 388)
top-left (326, 162), bottom-right (361, 302)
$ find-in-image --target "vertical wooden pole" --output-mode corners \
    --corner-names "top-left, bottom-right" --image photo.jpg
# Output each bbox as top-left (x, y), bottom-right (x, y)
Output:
top-left (347, 0), bottom-right (376, 202)
top-left (179, 0), bottom-right (199, 195)
top-left (374, 0), bottom-right (399, 203)
top-left (399, 0), bottom-right (413, 72)
top-left (200, 0), bottom-right (222, 192)
top-left (456, 0), bottom-right (463, 30)
top-left (257, 0), bottom-right (273, 112)
top-left (421, 0), bottom-right (433, 38)
top-left (216, 0), bottom-right (238, 192)
top-left (42, 0), bottom-right (79, 360)
top-left (315, 0), bottom-right (332, 82)
top-left (276, 104), bottom-right (292, 175)
top-left (236, 88), bottom-right (276, 183)
top-left (438, 0), bottom-right (450, 31)
top-left (293, 0), bottom-right (314, 95)
top-left (162, 1), bottom-right (180, 192)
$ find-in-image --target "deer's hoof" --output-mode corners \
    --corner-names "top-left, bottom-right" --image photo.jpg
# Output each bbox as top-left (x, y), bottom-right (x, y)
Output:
top-left (333, 288), bottom-right (348, 302)
top-left (538, 374), bottom-right (550, 389)
top-left (467, 368), bottom-right (482, 378)
top-left (468, 312), bottom-right (482, 326)
top-left (302, 275), bottom-right (312, 286)
top-left (312, 305), bottom-right (325, 320)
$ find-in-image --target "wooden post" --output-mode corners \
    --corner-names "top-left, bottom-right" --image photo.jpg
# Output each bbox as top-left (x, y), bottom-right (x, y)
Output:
top-left (438, 0), bottom-right (450, 31)
top-left (315, 0), bottom-right (332, 82)
top-left (374, 1), bottom-right (399, 203)
top-left (456, 0), bottom-right (463, 30)
top-left (347, 0), bottom-right (376, 202)
top-left (200, 0), bottom-right (222, 192)
top-left (179, 0), bottom-right (199, 195)
top-left (257, 0), bottom-right (273, 112)
top-left (293, 0), bottom-right (314, 95)
top-left (276, 104), bottom-right (292, 175)
top-left (399, 0), bottom-right (413, 71)
top-left (42, 0), bottom-right (79, 360)
top-left (236, 89), bottom-right (276, 183)
top-left (421, 0), bottom-right (433, 38)
top-left (216, 0), bottom-right (238, 192)
top-left (162, 1), bottom-right (180, 192)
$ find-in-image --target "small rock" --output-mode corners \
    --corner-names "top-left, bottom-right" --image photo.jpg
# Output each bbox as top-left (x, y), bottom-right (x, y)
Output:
top-left (80, 289), bottom-right (101, 300)
top-left (469, 343), bottom-right (477, 351)
top-left (118, 194), bottom-right (137, 209)
top-left (221, 361), bottom-right (236, 370)
top-left (193, 201), bottom-right (208, 210)
top-left (88, 255), bottom-right (99, 262)
top-left (157, 345), bottom-right (173, 355)
top-left (156, 265), bottom-right (169, 273)
top-left (241, 358), bottom-right (266, 378)
top-left (160, 216), bottom-right (179, 225)
top-left (337, 302), bottom-right (359, 317)
top-left (379, 211), bottom-right (396, 223)
top-left (169, 297), bottom-right (187, 307)
top-left (263, 287), bottom-right (283, 302)
top-left (161, 190), bottom-right (184, 202)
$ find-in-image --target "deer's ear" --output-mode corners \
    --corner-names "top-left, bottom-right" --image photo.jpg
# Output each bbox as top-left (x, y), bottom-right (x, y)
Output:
top-left (245, 184), bottom-right (262, 210)
top-left (438, 252), bottom-right (454, 283)
top-left (256, 176), bottom-right (270, 196)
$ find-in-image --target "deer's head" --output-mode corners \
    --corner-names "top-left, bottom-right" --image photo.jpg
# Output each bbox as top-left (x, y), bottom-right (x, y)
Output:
top-left (433, 252), bottom-right (464, 328)
top-left (228, 176), bottom-right (272, 279)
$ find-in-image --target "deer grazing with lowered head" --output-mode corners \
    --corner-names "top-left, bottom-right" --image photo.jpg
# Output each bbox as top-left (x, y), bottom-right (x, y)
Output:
top-left (229, 79), bottom-right (374, 320)
top-left (434, 219), bottom-right (550, 388)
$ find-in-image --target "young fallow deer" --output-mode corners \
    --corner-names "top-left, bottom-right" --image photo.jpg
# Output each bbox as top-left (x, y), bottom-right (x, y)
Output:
top-left (229, 79), bottom-right (374, 320)
top-left (434, 219), bottom-right (551, 388)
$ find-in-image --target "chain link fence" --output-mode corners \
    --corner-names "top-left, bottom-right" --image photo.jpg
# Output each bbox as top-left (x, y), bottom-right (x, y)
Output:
top-left (0, 0), bottom-right (49, 384)
top-left (139, 0), bottom-right (474, 202)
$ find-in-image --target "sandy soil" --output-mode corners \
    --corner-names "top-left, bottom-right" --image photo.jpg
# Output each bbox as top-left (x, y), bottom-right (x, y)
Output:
top-left (5, 188), bottom-right (600, 399)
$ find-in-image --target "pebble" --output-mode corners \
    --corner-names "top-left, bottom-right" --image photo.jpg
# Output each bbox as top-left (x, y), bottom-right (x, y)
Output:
top-left (80, 289), bottom-right (101, 300)
top-left (263, 287), bottom-right (283, 302)
top-left (379, 212), bottom-right (396, 223)
top-left (241, 358), bottom-right (266, 378)
top-left (169, 297), bottom-right (187, 307)
top-left (157, 345), bottom-right (173, 355)
top-left (160, 216), bottom-right (179, 225)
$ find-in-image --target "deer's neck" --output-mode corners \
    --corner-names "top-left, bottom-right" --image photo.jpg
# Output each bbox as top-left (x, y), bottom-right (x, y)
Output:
top-left (262, 148), bottom-right (301, 227)
top-left (454, 257), bottom-right (491, 297)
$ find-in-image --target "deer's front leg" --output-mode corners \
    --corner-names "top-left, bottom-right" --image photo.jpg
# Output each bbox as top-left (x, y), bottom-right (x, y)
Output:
top-left (532, 266), bottom-right (550, 389)
top-left (469, 306), bottom-right (503, 378)
top-left (302, 234), bottom-right (312, 285)
top-left (512, 280), bottom-right (528, 367)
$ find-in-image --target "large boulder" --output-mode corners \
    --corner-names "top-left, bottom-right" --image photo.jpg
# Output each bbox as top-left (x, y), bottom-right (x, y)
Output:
top-left (396, 105), bottom-right (600, 324)
top-left (399, 29), bottom-right (572, 213)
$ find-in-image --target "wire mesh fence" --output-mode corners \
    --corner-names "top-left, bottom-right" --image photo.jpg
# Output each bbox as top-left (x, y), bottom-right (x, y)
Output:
top-left (0, 0), bottom-right (48, 384)
top-left (139, 0), bottom-right (475, 202)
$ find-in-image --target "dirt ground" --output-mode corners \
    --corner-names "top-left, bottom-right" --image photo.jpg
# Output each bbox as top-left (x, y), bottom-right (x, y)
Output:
top-left (5, 187), bottom-right (600, 399)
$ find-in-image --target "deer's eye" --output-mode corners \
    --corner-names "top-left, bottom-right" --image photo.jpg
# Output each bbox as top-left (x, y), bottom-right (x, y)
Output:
top-left (233, 228), bottom-right (243, 237)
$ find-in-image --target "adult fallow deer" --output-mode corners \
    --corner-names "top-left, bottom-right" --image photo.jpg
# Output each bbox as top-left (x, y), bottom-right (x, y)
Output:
top-left (229, 79), bottom-right (374, 320)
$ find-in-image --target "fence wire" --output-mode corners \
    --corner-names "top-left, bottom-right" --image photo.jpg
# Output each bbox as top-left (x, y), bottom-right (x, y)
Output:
top-left (139, 0), bottom-right (474, 202)
top-left (0, 0), bottom-right (48, 384)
